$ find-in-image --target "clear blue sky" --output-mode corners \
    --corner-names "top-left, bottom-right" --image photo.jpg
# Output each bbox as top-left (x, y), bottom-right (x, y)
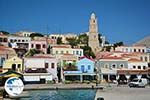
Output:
top-left (0, 0), bottom-right (150, 45)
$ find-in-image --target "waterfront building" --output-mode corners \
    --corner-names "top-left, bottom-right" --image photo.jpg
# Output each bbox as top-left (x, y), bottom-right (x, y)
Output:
top-left (3, 56), bottom-right (23, 73)
top-left (64, 57), bottom-right (96, 82)
top-left (0, 34), bottom-right (8, 46)
top-left (24, 55), bottom-right (58, 80)
top-left (88, 13), bottom-right (101, 54)
top-left (51, 45), bottom-right (83, 57)
top-left (128, 58), bottom-right (148, 70)
top-left (97, 56), bottom-right (128, 82)
top-left (115, 46), bottom-right (147, 53)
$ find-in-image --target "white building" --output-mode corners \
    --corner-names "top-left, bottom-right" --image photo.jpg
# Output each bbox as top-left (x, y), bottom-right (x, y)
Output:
top-left (51, 45), bottom-right (83, 57)
top-left (8, 35), bottom-right (31, 49)
top-left (128, 58), bottom-right (148, 70)
top-left (49, 33), bottom-right (78, 44)
top-left (24, 55), bottom-right (58, 80)
top-left (15, 31), bottom-right (33, 37)
top-left (115, 46), bottom-right (147, 53)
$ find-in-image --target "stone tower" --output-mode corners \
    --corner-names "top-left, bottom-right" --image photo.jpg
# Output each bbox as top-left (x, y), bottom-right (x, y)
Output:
top-left (88, 13), bottom-right (100, 54)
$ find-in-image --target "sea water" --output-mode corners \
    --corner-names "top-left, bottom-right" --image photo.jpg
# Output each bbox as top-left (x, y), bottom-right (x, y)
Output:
top-left (20, 89), bottom-right (96, 100)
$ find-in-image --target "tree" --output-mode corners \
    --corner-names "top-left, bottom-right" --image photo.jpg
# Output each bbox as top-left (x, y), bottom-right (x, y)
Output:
top-left (0, 31), bottom-right (10, 35)
top-left (57, 37), bottom-right (63, 44)
top-left (114, 41), bottom-right (124, 47)
top-left (66, 37), bottom-right (78, 48)
top-left (25, 49), bottom-right (41, 57)
top-left (81, 46), bottom-right (95, 58)
top-left (30, 33), bottom-right (44, 39)
top-left (98, 33), bottom-right (102, 44)
top-left (47, 45), bottom-right (51, 54)
top-left (78, 34), bottom-right (88, 45)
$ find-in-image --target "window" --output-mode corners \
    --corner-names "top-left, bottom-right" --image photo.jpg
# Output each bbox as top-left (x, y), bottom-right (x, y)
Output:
top-left (45, 63), bottom-right (49, 68)
top-left (51, 63), bottom-right (55, 69)
top-left (31, 44), bottom-right (34, 48)
top-left (93, 20), bottom-right (95, 23)
top-left (81, 65), bottom-right (85, 72)
top-left (36, 44), bottom-right (41, 49)
top-left (143, 66), bottom-right (146, 70)
top-left (140, 57), bottom-right (143, 61)
top-left (126, 48), bottom-right (128, 52)
top-left (134, 49), bottom-right (136, 52)
top-left (22, 40), bottom-right (25, 42)
top-left (145, 57), bottom-right (148, 62)
top-left (43, 44), bottom-right (46, 48)
top-left (69, 63), bottom-right (72, 67)
top-left (17, 64), bottom-right (21, 68)
top-left (18, 40), bottom-right (21, 42)
top-left (88, 65), bottom-right (91, 70)
top-left (133, 66), bottom-right (136, 69)
top-left (4, 38), bottom-right (7, 42)
top-left (66, 51), bottom-right (69, 54)
top-left (12, 64), bottom-right (16, 71)
top-left (61, 51), bottom-right (63, 54)
top-left (80, 51), bottom-right (82, 56)
top-left (138, 66), bottom-right (141, 69)
top-left (104, 64), bottom-right (109, 68)
top-left (56, 51), bottom-right (58, 54)
top-left (10, 39), bottom-right (13, 42)
top-left (120, 64), bottom-right (124, 68)
top-left (138, 49), bottom-right (141, 52)
top-left (112, 64), bottom-right (116, 68)
top-left (0, 38), bottom-right (2, 42)
top-left (142, 49), bottom-right (145, 53)
top-left (76, 51), bottom-right (79, 55)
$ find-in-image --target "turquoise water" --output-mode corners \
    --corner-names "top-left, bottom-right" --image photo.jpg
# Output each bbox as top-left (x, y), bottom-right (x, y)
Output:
top-left (20, 89), bottom-right (96, 100)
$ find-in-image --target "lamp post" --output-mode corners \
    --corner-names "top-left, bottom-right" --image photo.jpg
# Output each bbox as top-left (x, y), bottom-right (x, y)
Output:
top-left (95, 60), bottom-right (100, 86)
top-left (126, 72), bottom-right (130, 83)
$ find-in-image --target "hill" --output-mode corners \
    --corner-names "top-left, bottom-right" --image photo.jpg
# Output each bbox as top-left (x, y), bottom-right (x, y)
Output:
top-left (134, 36), bottom-right (150, 47)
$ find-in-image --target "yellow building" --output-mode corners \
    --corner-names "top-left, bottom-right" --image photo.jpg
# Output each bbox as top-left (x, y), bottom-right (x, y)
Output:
top-left (3, 56), bottom-right (23, 73)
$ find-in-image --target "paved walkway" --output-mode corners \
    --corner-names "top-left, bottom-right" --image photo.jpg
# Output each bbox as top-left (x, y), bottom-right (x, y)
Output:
top-left (95, 85), bottom-right (150, 100)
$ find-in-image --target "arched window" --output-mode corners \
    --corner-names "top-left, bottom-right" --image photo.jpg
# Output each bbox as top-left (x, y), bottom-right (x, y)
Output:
top-left (111, 64), bottom-right (116, 68)
top-left (120, 64), bottom-right (124, 68)
top-left (104, 64), bottom-right (109, 68)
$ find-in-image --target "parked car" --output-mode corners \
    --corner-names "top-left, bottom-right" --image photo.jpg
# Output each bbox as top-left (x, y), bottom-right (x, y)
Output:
top-left (128, 78), bottom-right (148, 88)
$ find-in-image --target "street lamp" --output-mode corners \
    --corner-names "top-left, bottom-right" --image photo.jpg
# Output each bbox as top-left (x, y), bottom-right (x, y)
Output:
top-left (126, 72), bottom-right (130, 83)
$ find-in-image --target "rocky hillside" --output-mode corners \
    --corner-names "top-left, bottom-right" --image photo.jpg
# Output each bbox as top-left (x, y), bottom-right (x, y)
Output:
top-left (134, 36), bottom-right (150, 47)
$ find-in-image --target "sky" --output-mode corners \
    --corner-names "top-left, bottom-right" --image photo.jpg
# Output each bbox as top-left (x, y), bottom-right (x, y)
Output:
top-left (0, 0), bottom-right (150, 45)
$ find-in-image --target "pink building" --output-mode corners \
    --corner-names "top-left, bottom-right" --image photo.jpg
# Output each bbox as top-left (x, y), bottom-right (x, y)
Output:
top-left (29, 40), bottom-right (47, 54)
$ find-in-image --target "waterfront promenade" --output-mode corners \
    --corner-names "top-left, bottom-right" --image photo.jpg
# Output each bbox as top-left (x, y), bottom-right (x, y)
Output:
top-left (0, 83), bottom-right (103, 91)
top-left (95, 85), bottom-right (150, 100)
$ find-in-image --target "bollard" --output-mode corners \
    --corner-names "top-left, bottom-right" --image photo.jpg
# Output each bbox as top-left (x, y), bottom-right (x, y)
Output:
top-left (97, 97), bottom-right (104, 100)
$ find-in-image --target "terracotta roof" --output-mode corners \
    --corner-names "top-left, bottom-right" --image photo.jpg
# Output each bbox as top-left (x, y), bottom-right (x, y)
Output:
top-left (128, 58), bottom-right (142, 62)
top-left (101, 56), bottom-right (123, 60)
top-left (63, 53), bottom-right (74, 56)
top-left (27, 56), bottom-right (54, 59)
top-left (79, 56), bottom-right (94, 61)
top-left (52, 46), bottom-right (70, 48)
top-left (112, 51), bottom-right (124, 53)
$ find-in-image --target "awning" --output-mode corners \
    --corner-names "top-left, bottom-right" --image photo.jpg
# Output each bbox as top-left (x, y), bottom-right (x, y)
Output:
top-left (117, 69), bottom-right (150, 75)
top-left (0, 70), bottom-right (23, 78)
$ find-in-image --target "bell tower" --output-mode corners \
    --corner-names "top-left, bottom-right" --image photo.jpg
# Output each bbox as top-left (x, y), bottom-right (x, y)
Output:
top-left (88, 13), bottom-right (100, 54)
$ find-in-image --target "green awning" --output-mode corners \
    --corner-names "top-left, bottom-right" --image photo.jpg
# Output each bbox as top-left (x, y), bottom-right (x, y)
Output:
top-left (0, 70), bottom-right (23, 78)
